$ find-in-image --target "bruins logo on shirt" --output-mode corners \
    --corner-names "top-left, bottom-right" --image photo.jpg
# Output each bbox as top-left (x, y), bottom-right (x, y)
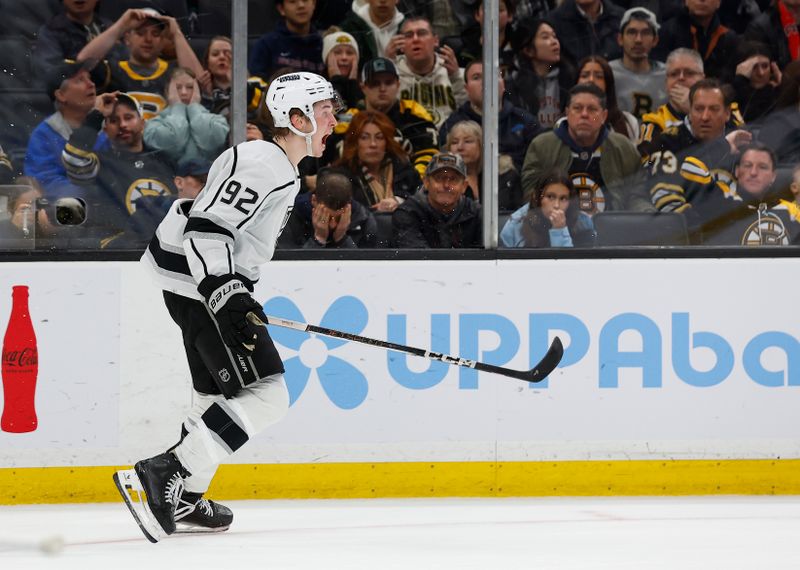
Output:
top-left (125, 178), bottom-right (172, 214)
top-left (742, 211), bottom-right (788, 246)
top-left (571, 172), bottom-right (605, 215)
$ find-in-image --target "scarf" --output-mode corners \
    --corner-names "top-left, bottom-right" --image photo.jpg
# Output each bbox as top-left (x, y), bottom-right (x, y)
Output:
top-left (779, 0), bottom-right (800, 61)
top-left (362, 160), bottom-right (394, 204)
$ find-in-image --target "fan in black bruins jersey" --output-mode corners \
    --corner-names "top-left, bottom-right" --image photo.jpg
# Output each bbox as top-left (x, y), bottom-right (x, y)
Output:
top-left (62, 92), bottom-right (176, 247)
top-left (645, 79), bottom-right (754, 242)
top-left (702, 143), bottom-right (800, 246)
top-left (113, 73), bottom-right (340, 543)
top-left (638, 48), bottom-right (744, 157)
top-left (76, 8), bottom-right (204, 121)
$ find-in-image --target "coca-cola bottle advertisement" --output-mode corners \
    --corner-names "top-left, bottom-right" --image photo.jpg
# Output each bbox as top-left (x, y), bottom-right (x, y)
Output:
top-left (1, 285), bottom-right (38, 433)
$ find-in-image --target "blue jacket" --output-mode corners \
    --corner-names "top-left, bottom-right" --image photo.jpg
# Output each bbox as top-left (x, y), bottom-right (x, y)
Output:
top-left (248, 20), bottom-right (325, 80)
top-left (500, 203), bottom-right (596, 247)
top-left (24, 114), bottom-right (108, 200)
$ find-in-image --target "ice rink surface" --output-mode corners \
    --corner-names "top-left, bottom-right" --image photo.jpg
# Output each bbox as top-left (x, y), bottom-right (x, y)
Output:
top-left (1, 496), bottom-right (799, 569)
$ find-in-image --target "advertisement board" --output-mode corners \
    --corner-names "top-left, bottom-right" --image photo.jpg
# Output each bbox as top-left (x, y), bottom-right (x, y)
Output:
top-left (0, 258), bottom-right (798, 471)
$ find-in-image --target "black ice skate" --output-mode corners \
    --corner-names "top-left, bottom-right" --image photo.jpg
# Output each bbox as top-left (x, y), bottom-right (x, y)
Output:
top-left (113, 452), bottom-right (189, 542)
top-left (174, 492), bottom-right (234, 533)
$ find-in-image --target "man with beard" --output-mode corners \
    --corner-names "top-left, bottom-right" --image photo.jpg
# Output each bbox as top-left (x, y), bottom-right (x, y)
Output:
top-left (62, 91), bottom-right (175, 246)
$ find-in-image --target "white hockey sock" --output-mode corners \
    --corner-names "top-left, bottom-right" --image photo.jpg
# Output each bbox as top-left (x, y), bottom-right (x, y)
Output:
top-left (173, 373), bottom-right (289, 478)
top-left (181, 392), bottom-right (221, 494)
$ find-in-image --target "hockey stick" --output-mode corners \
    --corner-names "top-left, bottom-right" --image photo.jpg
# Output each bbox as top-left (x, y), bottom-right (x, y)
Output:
top-left (248, 313), bottom-right (564, 383)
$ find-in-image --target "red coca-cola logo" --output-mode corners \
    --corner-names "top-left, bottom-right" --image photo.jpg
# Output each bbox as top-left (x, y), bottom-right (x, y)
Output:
top-left (2, 347), bottom-right (38, 367)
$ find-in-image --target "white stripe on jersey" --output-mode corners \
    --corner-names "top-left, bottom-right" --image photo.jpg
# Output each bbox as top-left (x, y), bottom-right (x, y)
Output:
top-left (142, 140), bottom-right (300, 299)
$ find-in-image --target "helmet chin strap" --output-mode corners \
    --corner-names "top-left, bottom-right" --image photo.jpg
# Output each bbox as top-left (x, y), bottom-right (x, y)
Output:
top-left (287, 113), bottom-right (318, 156)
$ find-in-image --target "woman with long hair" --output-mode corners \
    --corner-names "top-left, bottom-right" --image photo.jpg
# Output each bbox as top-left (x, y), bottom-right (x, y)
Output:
top-left (505, 19), bottom-right (576, 129)
top-left (335, 111), bottom-right (420, 213)
top-left (576, 55), bottom-right (638, 141)
top-left (446, 120), bottom-right (522, 211)
top-left (500, 170), bottom-right (595, 247)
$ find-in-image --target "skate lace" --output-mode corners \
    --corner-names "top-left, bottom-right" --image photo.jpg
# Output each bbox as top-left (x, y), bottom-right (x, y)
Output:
top-left (196, 498), bottom-right (214, 516)
top-left (164, 473), bottom-right (185, 508)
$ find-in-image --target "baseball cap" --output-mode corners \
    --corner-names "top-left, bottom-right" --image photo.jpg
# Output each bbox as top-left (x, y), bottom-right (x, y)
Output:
top-left (361, 57), bottom-right (398, 84)
top-left (425, 152), bottom-right (467, 178)
top-left (114, 92), bottom-right (144, 117)
top-left (176, 159), bottom-right (211, 178)
top-left (619, 7), bottom-right (660, 33)
top-left (138, 6), bottom-right (168, 29)
top-left (46, 58), bottom-right (107, 96)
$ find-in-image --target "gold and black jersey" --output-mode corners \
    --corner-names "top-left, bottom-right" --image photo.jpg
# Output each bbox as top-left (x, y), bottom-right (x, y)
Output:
top-left (109, 59), bottom-right (175, 121)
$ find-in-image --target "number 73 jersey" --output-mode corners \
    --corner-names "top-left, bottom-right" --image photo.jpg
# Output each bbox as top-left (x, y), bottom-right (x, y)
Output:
top-left (142, 140), bottom-right (300, 301)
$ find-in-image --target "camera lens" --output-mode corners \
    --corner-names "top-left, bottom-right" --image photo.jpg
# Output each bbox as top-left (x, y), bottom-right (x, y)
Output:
top-left (54, 198), bottom-right (87, 225)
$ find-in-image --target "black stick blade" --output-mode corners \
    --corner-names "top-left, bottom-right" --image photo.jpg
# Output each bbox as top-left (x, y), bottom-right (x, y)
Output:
top-left (521, 337), bottom-right (564, 383)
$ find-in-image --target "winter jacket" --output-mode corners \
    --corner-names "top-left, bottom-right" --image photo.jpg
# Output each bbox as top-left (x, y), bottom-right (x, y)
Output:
top-left (392, 190), bottom-right (482, 248)
top-left (521, 123), bottom-right (652, 213)
top-left (143, 103), bottom-right (229, 167)
top-left (745, 7), bottom-right (792, 71)
top-left (499, 202), bottom-right (596, 247)
top-left (248, 20), bottom-right (325, 80)
top-left (395, 54), bottom-right (468, 128)
top-left (61, 109), bottom-right (176, 244)
top-left (547, 0), bottom-right (624, 64)
top-left (653, 10), bottom-right (741, 82)
top-left (24, 112), bottom-right (109, 200)
top-left (339, 1), bottom-right (405, 63)
top-left (438, 99), bottom-right (541, 172)
top-left (277, 192), bottom-right (378, 249)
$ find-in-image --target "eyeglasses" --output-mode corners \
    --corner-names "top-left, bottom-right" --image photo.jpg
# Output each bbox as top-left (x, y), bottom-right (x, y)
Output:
top-left (667, 68), bottom-right (703, 79)
top-left (402, 29), bottom-right (432, 39)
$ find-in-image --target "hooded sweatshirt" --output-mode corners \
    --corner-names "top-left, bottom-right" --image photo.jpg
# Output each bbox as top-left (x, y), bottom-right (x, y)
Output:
top-left (248, 20), bottom-right (325, 80)
top-left (395, 54), bottom-right (467, 128)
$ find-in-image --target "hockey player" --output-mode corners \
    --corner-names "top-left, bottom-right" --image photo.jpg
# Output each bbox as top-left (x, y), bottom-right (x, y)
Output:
top-left (114, 72), bottom-right (340, 542)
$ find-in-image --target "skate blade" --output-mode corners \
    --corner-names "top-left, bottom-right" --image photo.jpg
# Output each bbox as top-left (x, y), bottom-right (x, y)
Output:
top-left (174, 523), bottom-right (231, 534)
top-left (113, 470), bottom-right (164, 543)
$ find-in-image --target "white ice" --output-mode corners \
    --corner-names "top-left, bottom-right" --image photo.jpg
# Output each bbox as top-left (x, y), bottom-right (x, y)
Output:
top-left (1, 496), bottom-right (799, 569)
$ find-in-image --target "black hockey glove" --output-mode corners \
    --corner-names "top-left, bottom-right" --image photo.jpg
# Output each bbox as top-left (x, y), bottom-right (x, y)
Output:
top-left (198, 275), bottom-right (268, 355)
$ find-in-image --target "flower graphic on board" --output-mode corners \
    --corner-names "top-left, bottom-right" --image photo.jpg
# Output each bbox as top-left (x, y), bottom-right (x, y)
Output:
top-left (263, 295), bottom-right (369, 409)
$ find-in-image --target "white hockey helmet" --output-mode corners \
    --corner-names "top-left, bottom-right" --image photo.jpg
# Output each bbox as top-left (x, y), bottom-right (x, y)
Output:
top-left (265, 72), bottom-right (340, 139)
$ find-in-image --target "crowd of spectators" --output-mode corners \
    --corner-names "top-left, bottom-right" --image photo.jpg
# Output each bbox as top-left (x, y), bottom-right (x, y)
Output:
top-left (2, 0), bottom-right (800, 252)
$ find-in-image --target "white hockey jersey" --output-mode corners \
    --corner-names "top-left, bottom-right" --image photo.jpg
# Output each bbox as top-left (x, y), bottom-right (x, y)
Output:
top-left (142, 140), bottom-right (300, 300)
